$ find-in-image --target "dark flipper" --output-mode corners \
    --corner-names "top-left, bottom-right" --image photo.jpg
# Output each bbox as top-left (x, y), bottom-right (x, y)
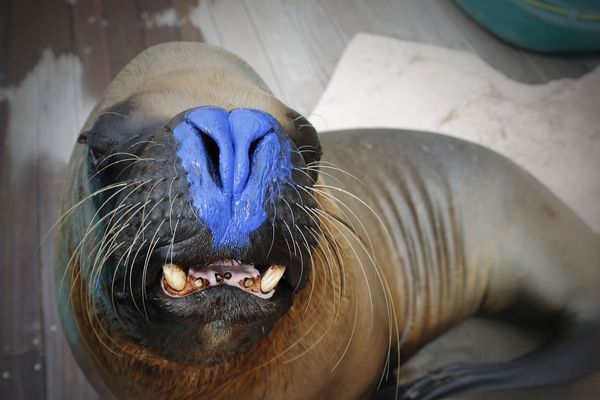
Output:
top-left (393, 319), bottom-right (600, 400)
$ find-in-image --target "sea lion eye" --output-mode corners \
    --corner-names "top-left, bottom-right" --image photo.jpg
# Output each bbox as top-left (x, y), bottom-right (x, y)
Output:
top-left (88, 145), bottom-right (104, 168)
top-left (77, 131), bottom-right (103, 167)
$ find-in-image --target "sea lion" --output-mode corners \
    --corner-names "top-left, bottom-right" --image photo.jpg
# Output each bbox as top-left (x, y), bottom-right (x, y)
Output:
top-left (55, 42), bottom-right (600, 399)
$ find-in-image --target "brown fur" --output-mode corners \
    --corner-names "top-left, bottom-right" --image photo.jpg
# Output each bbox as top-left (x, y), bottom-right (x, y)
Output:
top-left (66, 196), bottom-right (389, 399)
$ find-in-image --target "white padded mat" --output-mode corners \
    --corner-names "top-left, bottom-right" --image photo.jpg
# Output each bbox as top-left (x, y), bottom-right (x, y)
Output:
top-left (310, 33), bottom-right (600, 232)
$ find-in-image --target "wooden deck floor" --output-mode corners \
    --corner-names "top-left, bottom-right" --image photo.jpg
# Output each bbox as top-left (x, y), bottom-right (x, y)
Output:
top-left (0, 0), bottom-right (598, 398)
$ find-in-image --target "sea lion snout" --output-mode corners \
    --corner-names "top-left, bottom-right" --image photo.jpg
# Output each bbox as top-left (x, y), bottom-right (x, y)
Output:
top-left (172, 106), bottom-right (294, 248)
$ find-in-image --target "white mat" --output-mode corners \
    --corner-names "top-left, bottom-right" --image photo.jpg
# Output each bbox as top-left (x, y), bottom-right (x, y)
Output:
top-left (310, 33), bottom-right (600, 232)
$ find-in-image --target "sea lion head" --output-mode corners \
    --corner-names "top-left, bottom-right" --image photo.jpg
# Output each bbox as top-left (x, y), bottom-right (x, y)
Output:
top-left (72, 45), bottom-right (323, 367)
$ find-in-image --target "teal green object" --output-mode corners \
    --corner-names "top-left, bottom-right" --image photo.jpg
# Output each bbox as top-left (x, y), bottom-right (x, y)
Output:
top-left (455, 0), bottom-right (600, 53)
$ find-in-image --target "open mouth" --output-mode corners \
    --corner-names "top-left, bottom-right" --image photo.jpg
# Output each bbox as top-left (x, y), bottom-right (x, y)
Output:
top-left (160, 259), bottom-right (287, 300)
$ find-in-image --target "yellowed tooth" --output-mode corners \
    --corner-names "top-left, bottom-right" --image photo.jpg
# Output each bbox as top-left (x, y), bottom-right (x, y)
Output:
top-left (162, 263), bottom-right (187, 291)
top-left (260, 264), bottom-right (286, 294)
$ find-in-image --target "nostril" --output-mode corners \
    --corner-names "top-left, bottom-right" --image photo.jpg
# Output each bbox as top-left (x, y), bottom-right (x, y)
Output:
top-left (247, 136), bottom-right (264, 172)
top-left (199, 131), bottom-right (221, 187)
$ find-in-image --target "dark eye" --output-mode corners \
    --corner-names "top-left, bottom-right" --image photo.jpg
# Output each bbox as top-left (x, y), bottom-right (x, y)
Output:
top-left (88, 146), bottom-right (105, 168)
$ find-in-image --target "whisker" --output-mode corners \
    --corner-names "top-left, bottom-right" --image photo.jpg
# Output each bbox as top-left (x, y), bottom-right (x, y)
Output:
top-left (306, 162), bottom-right (365, 187)
top-left (39, 181), bottom-right (133, 254)
top-left (88, 157), bottom-right (156, 182)
top-left (303, 186), bottom-right (374, 255)
top-left (266, 204), bottom-right (277, 260)
top-left (141, 218), bottom-right (166, 319)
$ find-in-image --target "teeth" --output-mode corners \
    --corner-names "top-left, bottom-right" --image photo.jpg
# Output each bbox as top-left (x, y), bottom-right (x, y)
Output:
top-left (243, 278), bottom-right (254, 288)
top-left (260, 264), bottom-right (286, 294)
top-left (162, 263), bottom-right (187, 291)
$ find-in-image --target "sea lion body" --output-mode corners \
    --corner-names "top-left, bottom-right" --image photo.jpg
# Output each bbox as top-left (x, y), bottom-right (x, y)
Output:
top-left (56, 42), bottom-right (600, 399)
top-left (320, 130), bottom-right (600, 350)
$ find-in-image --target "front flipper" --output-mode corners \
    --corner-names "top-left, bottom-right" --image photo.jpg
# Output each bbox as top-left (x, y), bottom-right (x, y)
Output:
top-left (397, 319), bottom-right (600, 400)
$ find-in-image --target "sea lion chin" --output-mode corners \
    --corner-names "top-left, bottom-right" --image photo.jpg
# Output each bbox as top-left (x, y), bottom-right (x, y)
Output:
top-left (56, 42), bottom-right (600, 400)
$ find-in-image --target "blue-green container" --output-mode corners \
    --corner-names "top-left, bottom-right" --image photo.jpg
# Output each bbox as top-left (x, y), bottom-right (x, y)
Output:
top-left (455, 0), bottom-right (600, 53)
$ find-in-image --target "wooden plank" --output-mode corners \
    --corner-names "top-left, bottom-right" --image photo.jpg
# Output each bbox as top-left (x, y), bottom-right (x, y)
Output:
top-left (171, 0), bottom-right (206, 43)
top-left (208, 0), bottom-right (282, 97)
top-left (71, 0), bottom-right (112, 100)
top-left (319, 0), bottom-right (381, 41)
top-left (281, 0), bottom-right (345, 83)
top-left (0, 0), bottom-right (81, 398)
top-left (0, 351), bottom-right (44, 400)
top-left (35, 3), bottom-right (109, 399)
top-left (32, 0), bottom-right (103, 399)
top-left (0, 0), bottom-right (44, 364)
top-left (360, 0), bottom-right (421, 41)
top-left (0, 0), bottom-right (8, 140)
top-left (244, 0), bottom-right (325, 114)
top-left (102, 0), bottom-right (146, 78)
top-left (42, 327), bottom-right (102, 400)
top-left (0, 2), bottom-right (7, 82)
top-left (392, 0), bottom-right (473, 51)
top-left (138, 0), bottom-right (181, 48)
top-left (1, 0), bottom-right (40, 85)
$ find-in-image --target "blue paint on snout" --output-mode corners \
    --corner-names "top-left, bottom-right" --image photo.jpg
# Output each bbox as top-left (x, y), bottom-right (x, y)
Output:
top-left (173, 107), bottom-right (293, 248)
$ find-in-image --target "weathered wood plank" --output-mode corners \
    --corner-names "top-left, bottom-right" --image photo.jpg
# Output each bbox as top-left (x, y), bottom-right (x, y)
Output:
top-left (139, 0), bottom-right (181, 47)
top-left (244, 0), bottom-right (325, 114)
top-left (361, 0), bottom-right (421, 41)
top-left (0, 351), bottom-right (44, 400)
top-left (208, 0), bottom-right (282, 97)
top-left (0, 0), bottom-right (7, 82)
top-left (1, 0), bottom-right (41, 85)
top-left (33, 0), bottom-right (104, 399)
top-left (281, 0), bottom-right (344, 86)
top-left (102, 0), bottom-right (146, 77)
top-left (171, 0), bottom-right (207, 43)
top-left (0, 0), bottom-right (44, 364)
top-left (71, 0), bottom-right (112, 100)
top-left (393, 0), bottom-right (472, 51)
top-left (319, 0), bottom-right (381, 41)
top-left (38, 2), bottom-right (110, 400)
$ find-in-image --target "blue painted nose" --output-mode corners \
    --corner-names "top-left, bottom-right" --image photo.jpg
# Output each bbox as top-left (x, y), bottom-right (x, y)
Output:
top-left (172, 107), bottom-right (293, 248)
